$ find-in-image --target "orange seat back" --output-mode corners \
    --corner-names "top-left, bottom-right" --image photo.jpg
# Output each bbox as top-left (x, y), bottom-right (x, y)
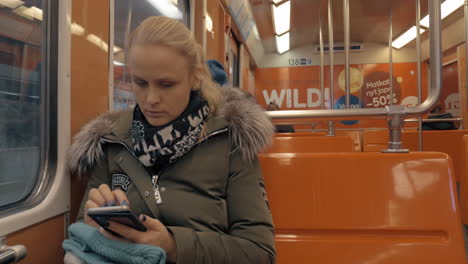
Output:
top-left (275, 130), bottom-right (363, 152)
top-left (459, 135), bottom-right (468, 224)
top-left (259, 152), bottom-right (466, 264)
top-left (267, 136), bottom-right (355, 153)
top-left (335, 130), bottom-right (363, 152)
top-left (274, 132), bottom-right (327, 137)
top-left (362, 130), bottom-right (419, 152)
top-left (423, 130), bottom-right (467, 182)
top-left (363, 130), bottom-right (468, 182)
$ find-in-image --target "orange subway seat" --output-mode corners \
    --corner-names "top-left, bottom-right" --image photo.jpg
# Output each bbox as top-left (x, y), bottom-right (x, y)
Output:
top-left (259, 152), bottom-right (466, 264)
top-left (275, 130), bottom-right (363, 152)
top-left (363, 130), bottom-right (468, 182)
top-left (362, 130), bottom-right (388, 152)
top-left (335, 130), bottom-right (363, 152)
top-left (274, 132), bottom-right (327, 137)
top-left (266, 136), bottom-right (355, 153)
top-left (423, 130), bottom-right (468, 182)
top-left (460, 135), bottom-right (468, 225)
top-left (363, 130), bottom-right (419, 152)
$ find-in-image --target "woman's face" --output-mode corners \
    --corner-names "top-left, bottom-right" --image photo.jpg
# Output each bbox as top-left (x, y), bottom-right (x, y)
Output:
top-left (129, 44), bottom-right (194, 126)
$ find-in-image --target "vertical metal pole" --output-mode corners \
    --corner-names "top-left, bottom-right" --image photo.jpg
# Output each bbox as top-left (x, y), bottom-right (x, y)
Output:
top-left (429, 0), bottom-right (442, 106)
top-left (320, 16), bottom-right (325, 109)
top-left (327, 0), bottom-right (335, 136)
top-left (416, 0), bottom-right (423, 151)
top-left (383, 110), bottom-right (409, 153)
top-left (125, 0), bottom-right (133, 49)
top-left (388, 9), bottom-right (393, 106)
top-left (344, 0), bottom-right (350, 108)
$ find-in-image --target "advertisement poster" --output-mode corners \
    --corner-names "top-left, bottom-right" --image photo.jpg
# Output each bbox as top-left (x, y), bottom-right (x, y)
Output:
top-left (255, 63), bottom-right (430, 129)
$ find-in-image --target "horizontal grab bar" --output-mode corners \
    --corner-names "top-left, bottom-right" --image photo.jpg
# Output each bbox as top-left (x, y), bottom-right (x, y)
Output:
top-left (273, 118), bottom-right (462, 126)
top-left (266, 0), bottom-right (441, 121)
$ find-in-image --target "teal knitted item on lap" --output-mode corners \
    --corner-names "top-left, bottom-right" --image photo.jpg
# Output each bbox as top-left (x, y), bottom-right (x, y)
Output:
top-left (63, 222), bottom-right (166, 264)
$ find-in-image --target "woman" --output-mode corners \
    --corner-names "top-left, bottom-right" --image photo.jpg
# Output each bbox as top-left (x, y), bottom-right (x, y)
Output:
top-left (68, 16), bottom-right (275, 263)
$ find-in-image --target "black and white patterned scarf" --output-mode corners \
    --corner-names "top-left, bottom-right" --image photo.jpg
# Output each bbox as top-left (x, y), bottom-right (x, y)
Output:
top-left (131, 92), bottom-right (210, 171)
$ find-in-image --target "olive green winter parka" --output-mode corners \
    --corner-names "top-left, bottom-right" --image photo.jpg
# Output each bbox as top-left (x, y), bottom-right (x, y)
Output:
top-left (68, 87), bottom-right (276, 264)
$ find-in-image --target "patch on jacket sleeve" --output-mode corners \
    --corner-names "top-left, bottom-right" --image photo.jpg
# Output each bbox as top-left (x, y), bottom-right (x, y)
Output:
top-left (111, 174), bottom-right (131, 192)
top-left (258, 180), bottom-right (270, 213)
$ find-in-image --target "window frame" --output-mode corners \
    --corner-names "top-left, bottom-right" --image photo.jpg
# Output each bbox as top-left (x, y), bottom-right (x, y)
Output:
top-left (0, 0), bottom-right (70, 236)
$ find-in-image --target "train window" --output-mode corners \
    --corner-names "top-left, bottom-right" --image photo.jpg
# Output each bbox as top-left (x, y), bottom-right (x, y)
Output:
top-left (0, 0), bottom-right (57, 212)
top-left (112, 0), bottom-right (191, 110)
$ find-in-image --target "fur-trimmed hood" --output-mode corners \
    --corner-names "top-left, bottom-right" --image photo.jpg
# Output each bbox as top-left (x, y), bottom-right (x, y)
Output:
top-left (68, 86), bottom-right (274, 176)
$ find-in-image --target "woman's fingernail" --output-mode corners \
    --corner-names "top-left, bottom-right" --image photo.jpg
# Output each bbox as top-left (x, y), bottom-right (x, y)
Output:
top-left (141, 215), bottom-right (147, 222)
top-left (122, 200), bottom-right (128, 206)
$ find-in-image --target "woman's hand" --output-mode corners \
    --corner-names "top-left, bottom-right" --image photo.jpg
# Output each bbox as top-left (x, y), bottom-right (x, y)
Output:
top-left (100, 215), bottom-right (177, 263)
top-left (83, 184), bottom-right (129, 228)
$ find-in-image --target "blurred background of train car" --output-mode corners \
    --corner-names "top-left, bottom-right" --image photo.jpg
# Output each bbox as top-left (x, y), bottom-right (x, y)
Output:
top-left (1, 0), bottom-right (468, 263)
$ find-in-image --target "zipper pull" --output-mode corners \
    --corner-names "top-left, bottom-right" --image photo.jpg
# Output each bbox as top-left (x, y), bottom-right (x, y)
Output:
top-left (152, 175), bottom-right (163, 205)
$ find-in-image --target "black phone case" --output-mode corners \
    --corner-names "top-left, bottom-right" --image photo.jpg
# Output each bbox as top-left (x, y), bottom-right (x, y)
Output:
top-left (88, 209), bottom-right (148, 234)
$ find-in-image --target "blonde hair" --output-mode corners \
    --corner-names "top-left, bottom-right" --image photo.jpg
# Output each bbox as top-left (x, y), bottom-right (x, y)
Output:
top-left (126, 16), bottom-right (221, 113)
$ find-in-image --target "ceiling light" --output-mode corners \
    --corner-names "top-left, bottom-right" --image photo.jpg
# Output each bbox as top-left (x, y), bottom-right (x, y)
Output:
top-left (13, 6), bottom-right (33, 20)
top-left (392, 26), bottom-right (426, 49)
top-left (271, 0), bottom-right (285, 3)
top-left (276, 32), bottom-right (290, 54)
top-left (169, 0), bottom-right (178, 6)
top-left (205, 14), bottom-right (213, 32)
top-left (272, 0), bottom-right (290, 35)
top-left (114, 45), bottom-right (123, 53)
top-left (71, 22), bottom-right (85, 36)
top-left (113, 61), bottom-right (125, 66)
top-left (147, 0), bottom-right (182, 20)
top-left (23, 6), bottom-right (42, 20)
top-left (0, 0), bottom-right (23, 9)
top-left (86, 34), bottom-right (108, 52)
top-left (420, 0), bottom-right (464, 27)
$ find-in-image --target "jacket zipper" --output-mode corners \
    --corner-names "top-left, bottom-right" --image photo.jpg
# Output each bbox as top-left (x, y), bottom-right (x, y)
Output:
top-left (200, 127), bottom-right (228, 142)
top-left (152, 175), bottom-right (163, 205)
top-left (102, 127), bottom-right (229, 205)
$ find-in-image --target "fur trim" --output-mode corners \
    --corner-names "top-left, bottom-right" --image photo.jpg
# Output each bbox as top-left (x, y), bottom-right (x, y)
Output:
top-left (68, 87), bottom-right (274, 175)
top-left (68, 110), bottom-right (127, 176)
top-left (219, 86), bottom-right (274, 162)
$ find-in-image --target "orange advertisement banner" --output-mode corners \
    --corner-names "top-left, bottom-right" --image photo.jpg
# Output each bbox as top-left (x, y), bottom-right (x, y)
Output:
top-left (255, 63), bottom-right (429, 129)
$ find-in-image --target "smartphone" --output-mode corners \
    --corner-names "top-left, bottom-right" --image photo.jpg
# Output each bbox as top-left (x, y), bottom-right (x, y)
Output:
top-left (87, 205), bottom-right (147, 236)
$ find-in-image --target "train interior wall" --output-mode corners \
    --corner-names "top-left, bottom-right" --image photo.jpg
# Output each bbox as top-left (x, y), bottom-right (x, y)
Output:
top-left (1, 0), bottom-right (468, 263)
